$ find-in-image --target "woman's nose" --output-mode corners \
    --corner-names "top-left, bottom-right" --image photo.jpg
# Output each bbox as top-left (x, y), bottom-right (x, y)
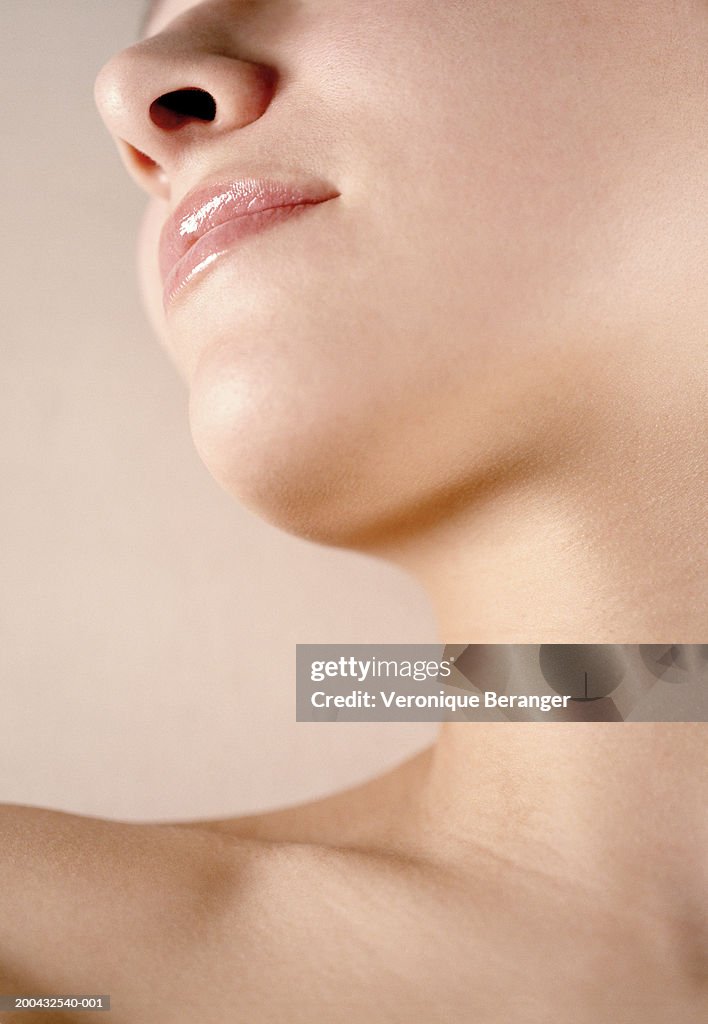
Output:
top-left (94, 27), bottom-right (277, 199)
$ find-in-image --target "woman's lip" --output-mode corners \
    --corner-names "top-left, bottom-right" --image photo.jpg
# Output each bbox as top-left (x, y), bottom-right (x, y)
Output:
top-left (161, 202), bottom-right (331, 308)
top-left (159, 177), bottom-right (339, 307)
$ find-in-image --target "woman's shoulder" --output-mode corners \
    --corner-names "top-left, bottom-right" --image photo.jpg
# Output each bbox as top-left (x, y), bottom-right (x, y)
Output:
top-left (0, 800), bottom-right (411, 1007)
top-left (0, 763), bottom-right (435, 1020)
top-left (0, 799), bottom-right (251, 899)
top-left (0, 787), bottom-right (465, 1023)
top-left (0, 802), bottom-right (287, 1012)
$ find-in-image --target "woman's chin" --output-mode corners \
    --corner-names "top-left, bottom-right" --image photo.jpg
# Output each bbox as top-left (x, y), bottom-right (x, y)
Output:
top-left (186, 350), bottom-right (377, 547)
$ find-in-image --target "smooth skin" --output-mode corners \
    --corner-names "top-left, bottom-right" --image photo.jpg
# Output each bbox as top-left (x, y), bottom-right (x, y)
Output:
top-left (2, 1), bottom-right (707, 1020)
top-left (1, 726), bottom-right (707, 1022)
top-left (113, 0), bottom-right (706, 643)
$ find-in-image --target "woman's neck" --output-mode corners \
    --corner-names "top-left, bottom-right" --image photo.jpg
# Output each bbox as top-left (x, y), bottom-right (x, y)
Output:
top-left (413, 723), bottom-right (708, 925)
top-left (367, 410), bottom-right (706, 642)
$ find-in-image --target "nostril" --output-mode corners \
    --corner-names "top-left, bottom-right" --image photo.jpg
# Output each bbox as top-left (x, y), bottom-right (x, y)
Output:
top-left (132, 147), bottom-right (159, 172)
top-left (149, 88), bottom-right (217, 130)
top-left (119, 142), bottom-right (169, 197)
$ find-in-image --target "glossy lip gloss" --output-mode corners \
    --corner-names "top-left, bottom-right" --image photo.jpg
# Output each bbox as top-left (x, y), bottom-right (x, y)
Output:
top-left (159, 177), bottom-right (340, 309)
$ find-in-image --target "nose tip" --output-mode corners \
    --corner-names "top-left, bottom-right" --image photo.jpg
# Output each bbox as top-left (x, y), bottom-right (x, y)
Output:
top-left (94, 35), bottom-right (277, 199)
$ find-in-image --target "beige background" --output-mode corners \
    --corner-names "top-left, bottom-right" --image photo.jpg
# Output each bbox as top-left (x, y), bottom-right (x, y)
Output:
top-left (0, 1), bottom-right (438, 821)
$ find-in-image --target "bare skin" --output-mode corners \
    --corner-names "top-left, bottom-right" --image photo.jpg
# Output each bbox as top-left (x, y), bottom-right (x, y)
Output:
top-left (2, 724), bottom-right (706, 1023)
top-left (4, 1), bottom-right (706, 1019)
top-left (96, 0), bottom-right (707, 642)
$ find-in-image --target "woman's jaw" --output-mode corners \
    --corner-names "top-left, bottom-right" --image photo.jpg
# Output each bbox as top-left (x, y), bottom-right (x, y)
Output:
top-left (121, 0), bottom-right (708, 643)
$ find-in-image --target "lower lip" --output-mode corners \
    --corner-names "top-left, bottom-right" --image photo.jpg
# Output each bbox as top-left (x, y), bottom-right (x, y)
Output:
top-left (162, 201), bottom-right (329, 309)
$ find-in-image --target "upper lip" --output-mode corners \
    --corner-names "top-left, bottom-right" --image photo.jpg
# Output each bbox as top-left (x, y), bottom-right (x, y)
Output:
top-left (158, 175), bottom-right (340, 282)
